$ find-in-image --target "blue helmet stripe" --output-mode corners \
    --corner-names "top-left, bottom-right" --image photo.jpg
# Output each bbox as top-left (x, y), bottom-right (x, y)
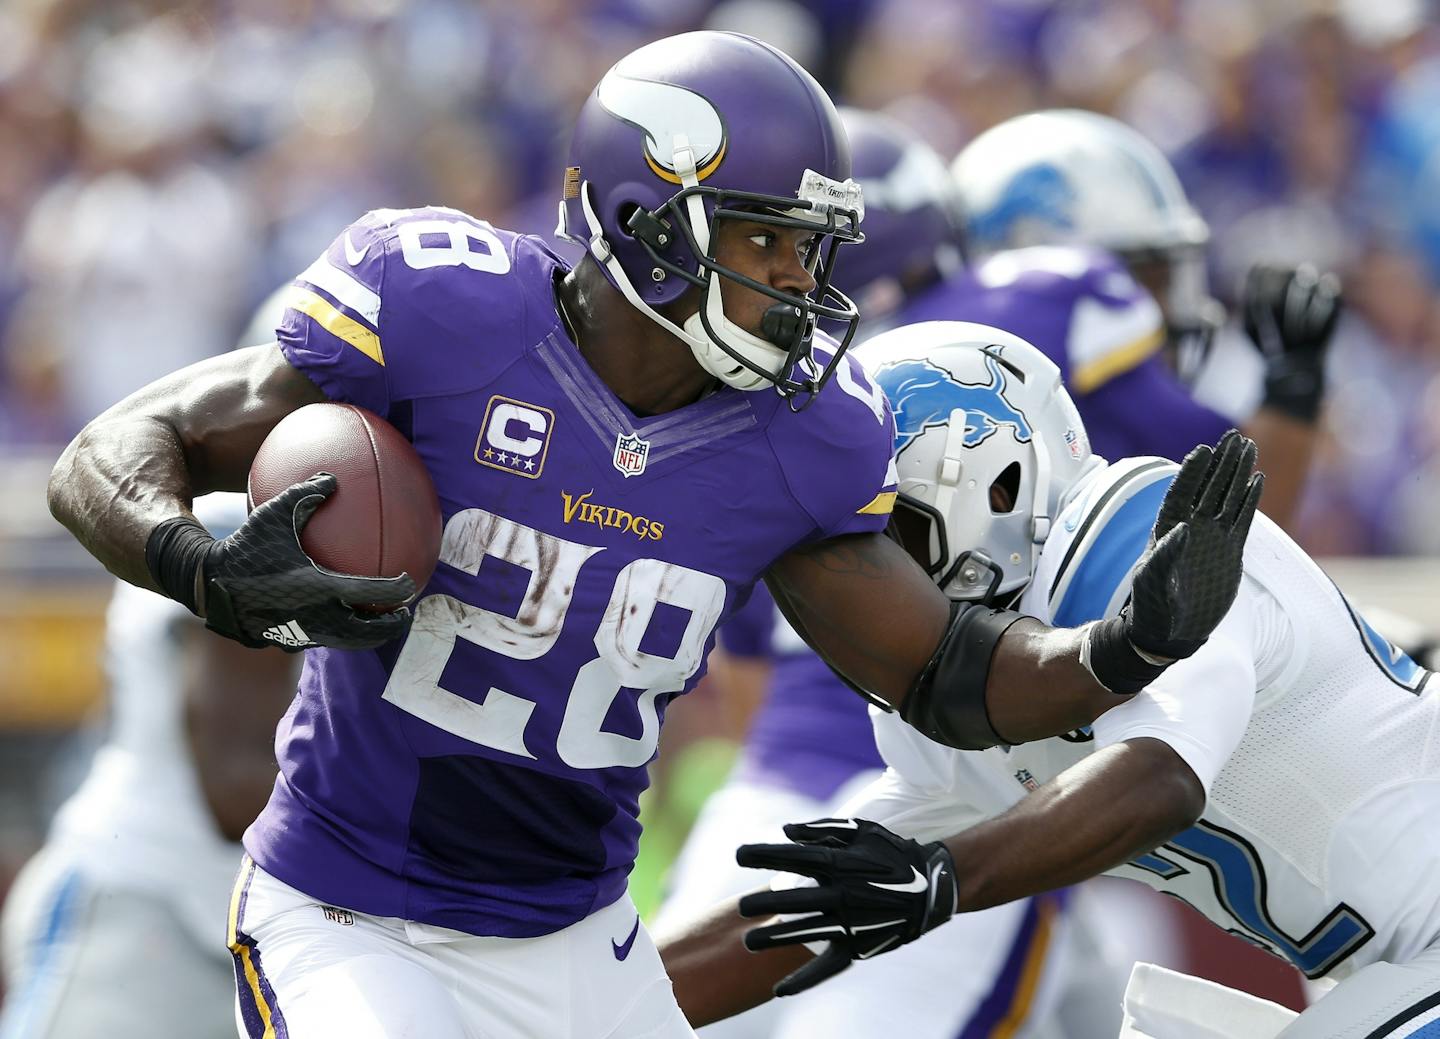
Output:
top-left (1052, 475), bottom-right (1173, 628)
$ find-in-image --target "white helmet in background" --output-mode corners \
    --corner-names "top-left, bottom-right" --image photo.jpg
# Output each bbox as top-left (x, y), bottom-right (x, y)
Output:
top-left (857, 321), bottom-right (1103, 604)
top-left (952, 109), bottom-right (1223, 373)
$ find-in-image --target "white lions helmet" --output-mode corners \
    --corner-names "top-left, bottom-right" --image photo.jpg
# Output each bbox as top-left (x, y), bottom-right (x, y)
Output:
top-left (951, 110), bottom-right (1223, 373)
top-left (858, 321), bottom-right (1103, 604)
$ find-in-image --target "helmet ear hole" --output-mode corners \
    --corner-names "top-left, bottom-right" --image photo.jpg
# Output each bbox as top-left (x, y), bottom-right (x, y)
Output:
top-left (990, 462), bottom-right (1021, 514)
top-left (618, 203), bottom-right (642, 240)
top-left (889, 494), bottom-right (945, 576)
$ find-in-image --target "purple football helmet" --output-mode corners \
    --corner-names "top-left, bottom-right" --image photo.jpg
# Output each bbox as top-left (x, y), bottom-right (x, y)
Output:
top-left (559, 31), bottom-right (865, 400)
top-left (838, 108), bottom-right (962, 317)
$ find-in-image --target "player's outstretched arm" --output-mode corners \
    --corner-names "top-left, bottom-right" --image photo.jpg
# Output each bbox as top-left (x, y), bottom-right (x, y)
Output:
top-left (1238, 263), bottom-right (1341, 530)
top-left (767, 532), bottom-right (1146, 741)
top-left (766, 430), bottom-right (1261, 749)
top-left (734, 737), bottom-right (1204, 1001)
top-left (49, 344), bottom-right (324, 591)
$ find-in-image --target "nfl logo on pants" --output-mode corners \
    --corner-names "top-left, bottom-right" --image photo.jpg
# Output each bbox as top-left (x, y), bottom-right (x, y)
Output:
top-left (613, 432), bottom-right (650, 478)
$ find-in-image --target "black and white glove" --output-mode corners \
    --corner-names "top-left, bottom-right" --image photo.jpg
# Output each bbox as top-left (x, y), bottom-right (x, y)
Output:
top-left (1085, 430), bottom-right (1263, 694)
top-left (737, 818), bottom-right (958, 998)
top-left (146, 473), bottom-right (415, 652)
top-left (1242, 262), bottom-right (1341, 423)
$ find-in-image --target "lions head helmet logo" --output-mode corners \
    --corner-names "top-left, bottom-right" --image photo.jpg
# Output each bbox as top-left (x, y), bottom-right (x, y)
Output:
top-left (966, 162), bottom-right (1075, 251)
top-left (877, 353), bottom-right (1033, 455)
top-left (596, 67), bottom-right (727, 185)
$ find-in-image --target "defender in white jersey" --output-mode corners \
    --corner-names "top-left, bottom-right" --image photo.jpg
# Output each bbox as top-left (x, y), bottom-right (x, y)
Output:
top-left (0, 495), bottom-right (298, 1039)
top-left (663, 323), bottom-right (1439, 1039)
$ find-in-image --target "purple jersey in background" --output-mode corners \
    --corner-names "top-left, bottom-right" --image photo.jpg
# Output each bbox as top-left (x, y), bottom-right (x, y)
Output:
top-left (731, 245), bottom-right (1231, 803)
top-left (722, 585), bottom-right (885, 802)
top-left (245, 206), bottom-right (898, 938)
top-left (899, 246), bottom-right (1233, 464)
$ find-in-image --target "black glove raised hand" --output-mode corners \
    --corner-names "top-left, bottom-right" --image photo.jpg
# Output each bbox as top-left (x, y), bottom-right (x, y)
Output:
top-left (737, 818), bottom-right (957, 998)
top-left (1242, 262), bottom-right (1341, 423)
top-left (1085, 431), bottom-right (1263, 694)
top-left (202, 473), bottom-right (415, 652)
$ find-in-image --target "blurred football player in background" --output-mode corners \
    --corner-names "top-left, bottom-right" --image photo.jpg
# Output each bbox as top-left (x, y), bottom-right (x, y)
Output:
top-left (667, 325), bottom-right (1438, 1039)
top-left (44, 30), bottom-right (1252, 1039)
top-left (0, 495), bottom-right (297, 1039)
top-left (654, 107), bottom-right (1293, 1037)
top-left (953, 109), bottom-right (1342, 528)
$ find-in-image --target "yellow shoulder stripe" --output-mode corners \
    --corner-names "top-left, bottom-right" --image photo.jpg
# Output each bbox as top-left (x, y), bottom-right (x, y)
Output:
top-left (288, 286), bottom-right (384, 367)
top-left (1070, 326), bottom-right (1164, 394)
top-left (858, 491), bottom-right (896, 516)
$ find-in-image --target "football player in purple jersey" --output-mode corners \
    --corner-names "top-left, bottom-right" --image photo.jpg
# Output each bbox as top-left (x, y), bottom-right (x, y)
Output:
top-left (952, 109), bottom-right (1342, 531)
top-left (47, 33), bottom-right (1256, 1039)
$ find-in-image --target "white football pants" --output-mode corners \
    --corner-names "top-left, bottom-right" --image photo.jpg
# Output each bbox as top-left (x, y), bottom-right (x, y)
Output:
top-left (228, 856), bottom-right (695, 1039)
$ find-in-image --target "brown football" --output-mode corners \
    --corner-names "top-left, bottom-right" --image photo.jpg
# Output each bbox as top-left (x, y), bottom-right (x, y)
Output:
top-left (247, 402), bottom-right (442, 604)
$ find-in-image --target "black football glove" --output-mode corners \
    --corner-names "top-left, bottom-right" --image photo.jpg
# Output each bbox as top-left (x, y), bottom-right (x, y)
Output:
top-left (1085, 430), bottom-right (1263, 693)
top-left (1242, 262), bottom-right (1341, 423)
top-left (737, 818), bottom-right (958, 998)
top-left (202, 472), bottom-right (415, 652)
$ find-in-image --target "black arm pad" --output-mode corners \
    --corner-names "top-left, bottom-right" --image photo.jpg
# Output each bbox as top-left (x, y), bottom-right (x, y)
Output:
top-left (899, 602), bottom-right (1025, 751)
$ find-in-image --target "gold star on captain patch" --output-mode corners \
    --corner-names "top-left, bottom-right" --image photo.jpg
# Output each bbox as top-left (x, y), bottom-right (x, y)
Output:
top-left (483, 447), bottom-right (495, 460)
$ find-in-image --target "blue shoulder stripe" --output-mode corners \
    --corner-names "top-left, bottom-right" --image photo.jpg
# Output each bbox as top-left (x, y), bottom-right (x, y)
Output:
top-left (1051, 471), bottom-right (1174, 628)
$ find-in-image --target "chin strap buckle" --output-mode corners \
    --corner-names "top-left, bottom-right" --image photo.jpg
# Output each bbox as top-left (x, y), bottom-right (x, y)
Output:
top-left (626, 208), bottom-right (674, 251)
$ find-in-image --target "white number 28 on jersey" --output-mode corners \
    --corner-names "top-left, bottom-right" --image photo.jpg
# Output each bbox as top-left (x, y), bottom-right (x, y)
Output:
top-left (381, 509), bottom-right (725, 770)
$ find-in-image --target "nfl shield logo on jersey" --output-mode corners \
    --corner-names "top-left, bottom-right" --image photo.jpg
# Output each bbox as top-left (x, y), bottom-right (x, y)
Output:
top-left (613, 432), bottom-right (650, 478)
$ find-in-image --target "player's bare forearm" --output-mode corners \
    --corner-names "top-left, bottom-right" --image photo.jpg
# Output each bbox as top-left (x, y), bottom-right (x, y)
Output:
top-left (49, 409), bottom-right (196, 590)
top-left (658, 892), bottom-right (808, 1027)
top-left (944, 737), bottom-right (1204, 912)
top-left (766, 531), bottom-right (950, 709)
top-left (984, 619), bottom-right (1129, 743)
top-left (1241, 410), bottom-right (1312, 532)
top-left (48, 344), bottom-right (325, 590)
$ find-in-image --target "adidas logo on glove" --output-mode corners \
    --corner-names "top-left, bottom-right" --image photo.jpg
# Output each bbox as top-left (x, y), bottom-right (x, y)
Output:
top-left (262, 620), bottom-right (313, 648)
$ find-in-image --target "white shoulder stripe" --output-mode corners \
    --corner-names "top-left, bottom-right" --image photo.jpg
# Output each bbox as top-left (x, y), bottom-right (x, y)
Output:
top-left (298, 255), bottom-right (381, 327)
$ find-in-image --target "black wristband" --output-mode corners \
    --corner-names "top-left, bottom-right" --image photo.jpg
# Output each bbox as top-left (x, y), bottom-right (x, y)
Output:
top-left (1083, 613), bottom-right (1169, 695)
top-left (901, 602), bottom-right (1024, 751)
top-left (1262, 357), bottom-right (1325, 424)
top-left (144, 516), bottom-right (216, 615)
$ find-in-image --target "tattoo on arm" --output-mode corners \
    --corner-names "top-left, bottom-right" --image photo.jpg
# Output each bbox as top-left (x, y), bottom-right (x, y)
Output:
top-left (767, 533), bottom-right (951, 709)
top-left (781, 534), bottom-right (897, 579)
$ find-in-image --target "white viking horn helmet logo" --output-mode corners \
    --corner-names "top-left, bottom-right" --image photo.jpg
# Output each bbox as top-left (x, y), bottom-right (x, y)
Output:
top-left (597, 70), bottom-right (727, 184)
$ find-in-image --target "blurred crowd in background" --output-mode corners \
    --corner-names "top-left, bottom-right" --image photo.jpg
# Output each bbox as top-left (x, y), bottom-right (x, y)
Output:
top-left (1, 0), bottom-right (1439, 555)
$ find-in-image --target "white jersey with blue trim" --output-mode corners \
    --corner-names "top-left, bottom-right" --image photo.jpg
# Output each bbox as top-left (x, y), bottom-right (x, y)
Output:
top-left (871, 457), bottom-right (1440, 981)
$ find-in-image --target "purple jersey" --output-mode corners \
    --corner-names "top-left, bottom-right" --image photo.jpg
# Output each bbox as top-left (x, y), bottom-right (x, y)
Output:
top-left (739, 245), bottom-right (1232, 801)
top-left (900, 246), bottom-right (1232, 463)
top-left (244, 206), bottom-right (898, 937)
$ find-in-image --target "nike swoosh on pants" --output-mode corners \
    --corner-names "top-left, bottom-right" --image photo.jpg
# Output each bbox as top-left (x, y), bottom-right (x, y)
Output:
top-left (612, 916), bottom-right (641, 961)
